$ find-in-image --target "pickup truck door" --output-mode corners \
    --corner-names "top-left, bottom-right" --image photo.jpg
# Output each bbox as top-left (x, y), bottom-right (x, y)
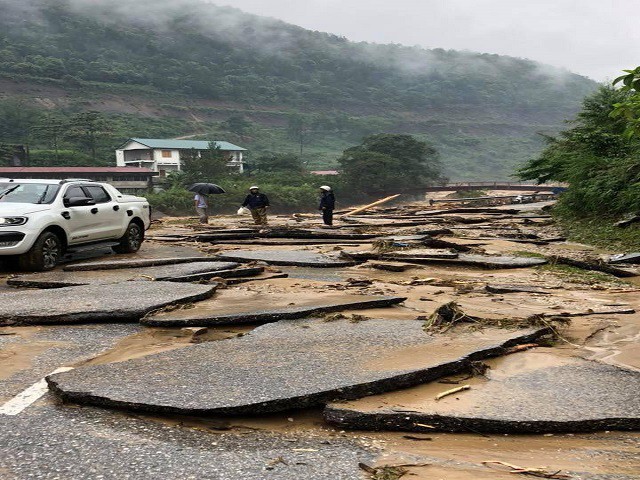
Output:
top-left (83, 185), bottom-right (125, 240)
top-left (61, 185), bottom-right (101, 244)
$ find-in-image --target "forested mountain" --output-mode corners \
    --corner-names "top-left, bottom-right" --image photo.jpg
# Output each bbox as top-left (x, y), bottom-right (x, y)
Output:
top-left (0, 0), bottom-right (598, 179)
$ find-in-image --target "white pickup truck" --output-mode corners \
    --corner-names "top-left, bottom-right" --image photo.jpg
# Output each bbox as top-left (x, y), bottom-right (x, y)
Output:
top-left (0, 178), bottom-right (151, 271)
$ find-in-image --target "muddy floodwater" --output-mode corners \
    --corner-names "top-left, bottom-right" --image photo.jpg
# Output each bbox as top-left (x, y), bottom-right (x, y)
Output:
top-left (1, 193), bottom-right (639, 479)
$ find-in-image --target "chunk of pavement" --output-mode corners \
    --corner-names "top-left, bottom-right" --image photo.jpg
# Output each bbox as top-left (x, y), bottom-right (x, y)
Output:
top-left (63, 256), bottom-right (228, 271)
top-left (225, 272), bottom-right (289, 285)
top-left (0, 282), bottom-right (216, 325)
top-left (608, 253), bottom-right (640, 265)
top-left (369, 262), bottom-right (419, 272)
top-left (214, 249), bottom-right (355, 267)
top-left (264, 229), bottom-right (380, 240)
top-left (349, 252), bottom-right (547, 269)
top-left (437, 254), bottom-right (547, 268)
top-left (141, 289), bottom-right (406, 326)
top-left (548, 255), bottom-right (637, 278)
top-left (46, 320), bottom-right (548, 415)
top-left (384, 249), bottom-right (459, 261)
top-left (485, 284), bottom-right (551, 294)
top-left (8, 262), bottom-right (241, 288)
top-left (346, 249), bottom-right (457, 261)
top-left (324, 352), bottom-right (640, 434)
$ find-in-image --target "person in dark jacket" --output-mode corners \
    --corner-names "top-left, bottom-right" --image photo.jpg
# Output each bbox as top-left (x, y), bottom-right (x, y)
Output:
top-left (242, 186), bottom-right (270, 226)
top-left (318, 185), bottom-right (335, 226)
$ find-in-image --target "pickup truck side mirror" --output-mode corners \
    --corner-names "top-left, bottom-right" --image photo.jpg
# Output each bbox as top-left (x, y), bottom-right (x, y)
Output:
top-left (64, 196), bottom-right (96, 207)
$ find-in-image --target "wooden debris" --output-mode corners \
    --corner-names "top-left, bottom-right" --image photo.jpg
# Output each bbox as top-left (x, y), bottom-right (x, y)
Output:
top-left (358, 463), bottom-right (430, 480)
top-left (342, 194), bottom-right (402, 217)
top-left (414, 423), bottom-right (436, 429)
top-left (435, 384), bottom-right (471, 401)
top-left (402, 435), bottom-right (433, 441)
top-left (423, 302), bottom-right (480, 331)
top-left (482, 460), bottom-right (572, 479)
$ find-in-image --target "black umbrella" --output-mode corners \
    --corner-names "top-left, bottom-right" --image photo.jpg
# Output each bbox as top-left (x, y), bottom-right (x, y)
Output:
top-left (188, 183), bottom-right (226, 195)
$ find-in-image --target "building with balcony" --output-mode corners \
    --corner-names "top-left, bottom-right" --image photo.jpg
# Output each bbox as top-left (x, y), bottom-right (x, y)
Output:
top-left (115, 138), bottom-right (246, 176)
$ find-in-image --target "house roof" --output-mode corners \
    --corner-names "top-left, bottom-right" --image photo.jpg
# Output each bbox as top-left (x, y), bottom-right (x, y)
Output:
top-left (0, 167), bottom-right (156, 175)
top-left (124, 138), bottom-right (247, 151)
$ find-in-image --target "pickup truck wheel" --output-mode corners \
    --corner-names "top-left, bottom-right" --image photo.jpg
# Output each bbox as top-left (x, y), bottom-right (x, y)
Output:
top-left (112, 221), bottom-right (143, 254)
top-left (18, 231), bottom-right (62, 271)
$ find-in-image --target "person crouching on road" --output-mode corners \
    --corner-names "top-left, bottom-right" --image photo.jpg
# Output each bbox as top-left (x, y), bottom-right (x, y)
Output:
top-left (194, 192), bottom-right (209, 224)
top-left (319, 185), bottom-right (335, 226)
top-left (242, 186), bottom-right (270, 226)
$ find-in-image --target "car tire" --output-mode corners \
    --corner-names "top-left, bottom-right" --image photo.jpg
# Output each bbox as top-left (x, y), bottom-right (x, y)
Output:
top-left (17, 231), bottom-right (62, 271)
top-left (112, 221), bottom-right (143, 254)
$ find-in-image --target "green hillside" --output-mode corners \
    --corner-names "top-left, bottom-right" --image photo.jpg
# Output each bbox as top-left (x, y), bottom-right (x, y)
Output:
top-left (0, 0), bottom-right (598, 179)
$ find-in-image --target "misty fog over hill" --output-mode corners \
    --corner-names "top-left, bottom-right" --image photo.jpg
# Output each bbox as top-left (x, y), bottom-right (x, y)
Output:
top-left (0, 0), bottom-right (598, 178)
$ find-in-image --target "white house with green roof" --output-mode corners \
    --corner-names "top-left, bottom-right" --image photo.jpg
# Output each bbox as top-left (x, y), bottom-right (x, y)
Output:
top-left (115, 138), bottom-right (247, 175)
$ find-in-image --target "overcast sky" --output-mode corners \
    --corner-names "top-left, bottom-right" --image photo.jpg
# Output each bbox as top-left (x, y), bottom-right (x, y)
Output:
top-left (218, 0), bottom-right (638, 82)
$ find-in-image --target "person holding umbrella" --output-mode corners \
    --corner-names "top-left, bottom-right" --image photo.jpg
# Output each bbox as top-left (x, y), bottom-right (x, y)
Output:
top-left (242, 186), bottom-right (270, 226)
top-left (187, 183), bottom-right (226, 224)
top-left (194, 192), bottom-right (209, 223)
top-left (318, 185), bottom-right (335, 226)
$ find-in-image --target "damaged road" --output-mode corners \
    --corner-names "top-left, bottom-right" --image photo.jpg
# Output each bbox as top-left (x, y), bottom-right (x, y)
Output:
top-left (7, 261), bottom-right (242, 288)
top-left (141, 289), bottom-right (407, 326)
top-left (46, 320), bottom-right (548, 415)
top-left (325, 351), bottom-right (640, 434)
top-left (0, 282), bottom-right (216, 325)
top-left (3, 194), bottom-right (640, 479)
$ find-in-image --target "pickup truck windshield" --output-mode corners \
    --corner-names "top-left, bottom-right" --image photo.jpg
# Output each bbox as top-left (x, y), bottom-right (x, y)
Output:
top-left (0, 183), bottom-right (61, 204)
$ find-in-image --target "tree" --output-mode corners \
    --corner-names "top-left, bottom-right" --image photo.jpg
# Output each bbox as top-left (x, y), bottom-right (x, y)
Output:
top-left (253, 153), bottom-right (304, 173)
top-left (30, 112), bottom-right (68, 163)
top-left (180, 143), bottom-right (229, 184)
top-left (66, 111), bottom-right (111, 162)
top-left (287, 114), bottom-right (312, 155)
top-left (223, 114), bottom-right (251, 136)
top-left (0, 99), bottom-right (42, 143)
top-left (519, 87), bottom-right (633, 183)
top-left (611, 66), bottom-right (640, 137)
top-left (338, 134), bottom-right (444, 194)
top-left (518, 86), bottom-right (640, 217)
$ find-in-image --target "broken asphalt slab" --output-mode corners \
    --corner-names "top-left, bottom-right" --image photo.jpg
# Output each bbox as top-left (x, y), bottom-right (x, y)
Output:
top-left (63, 256), bottom-right (227, 271)
top-left (140, 290), bottom-right (407, 326)
top-left (0, 405), bottom-right (375, 480)
top-left (0, 282), bottom-right (216, 325)
top-left (214, 249), bottom-right (355, 267)
top-left (485, 284), bottom-right (552, 295)
top-left (7, 261), bottom-right (242, 288)
top-left (548, 255), bottom-right (637, 278)
top-left (324, 352), bottom-right (640, 434)
top-left (346, 249), bottom-right (458, 262)
top-left (47, 320), bottom-right (548, 415)
top-left (348, 251), bottom-right (547, 269)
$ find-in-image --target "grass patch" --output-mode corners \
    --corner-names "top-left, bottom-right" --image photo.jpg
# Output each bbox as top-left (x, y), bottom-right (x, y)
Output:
top-left (513, 250), bottom-right (546, 259)
top-left (556, 215), bottom-right (640, 252)
top-left (536, 263), bottom-right (631, 287)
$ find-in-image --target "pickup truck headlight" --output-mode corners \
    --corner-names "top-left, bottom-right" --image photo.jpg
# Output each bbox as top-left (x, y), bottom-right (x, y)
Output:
top-left (0, 216), bottom-right (28, 226)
